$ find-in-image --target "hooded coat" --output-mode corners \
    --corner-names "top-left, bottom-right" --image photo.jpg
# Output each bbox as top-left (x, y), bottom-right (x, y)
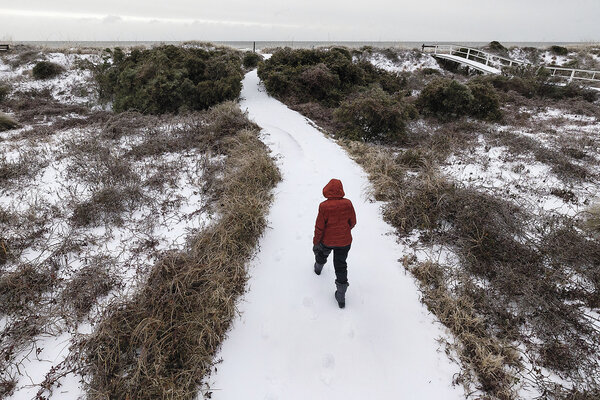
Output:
top-left (313, 179), bottom-right (357, 247)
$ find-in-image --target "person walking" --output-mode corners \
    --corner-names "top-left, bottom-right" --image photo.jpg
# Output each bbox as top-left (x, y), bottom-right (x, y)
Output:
top-left (312, 178), bottom-right (357, 308)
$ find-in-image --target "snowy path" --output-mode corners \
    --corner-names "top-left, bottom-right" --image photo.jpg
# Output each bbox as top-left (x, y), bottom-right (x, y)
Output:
top-left (203, 70), bottom-right (463, 399)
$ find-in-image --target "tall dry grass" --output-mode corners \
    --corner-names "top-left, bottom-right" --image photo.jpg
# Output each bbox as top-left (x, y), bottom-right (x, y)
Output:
top-left (342, 140), bottom-right (600, 399)
top-left (73, 107), bottom-right (280, 399)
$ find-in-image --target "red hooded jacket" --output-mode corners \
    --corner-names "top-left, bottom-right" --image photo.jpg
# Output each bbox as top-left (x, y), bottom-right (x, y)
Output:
top-left (313, 179), bottom-right (357, 247)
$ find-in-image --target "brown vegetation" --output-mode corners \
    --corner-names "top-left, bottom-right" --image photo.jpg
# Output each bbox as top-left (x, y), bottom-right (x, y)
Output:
top-left (73, 106), bottom-right (280, 399)
top-left (0, 112), bottom-right (18, 132)
top-left (343, 141), bottom-right (600, 398)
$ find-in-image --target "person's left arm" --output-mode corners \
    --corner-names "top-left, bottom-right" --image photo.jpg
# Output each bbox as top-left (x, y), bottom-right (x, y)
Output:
top-left (348, 201), bottom-right (356, 229)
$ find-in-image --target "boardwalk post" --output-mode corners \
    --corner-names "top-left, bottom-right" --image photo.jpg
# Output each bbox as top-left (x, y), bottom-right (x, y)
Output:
top-left (253, 41), bottom-right (256, 53)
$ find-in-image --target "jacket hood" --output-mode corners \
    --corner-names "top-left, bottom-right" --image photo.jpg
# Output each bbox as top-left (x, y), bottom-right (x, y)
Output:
top-left (323, 179), bottom-right (345, 199)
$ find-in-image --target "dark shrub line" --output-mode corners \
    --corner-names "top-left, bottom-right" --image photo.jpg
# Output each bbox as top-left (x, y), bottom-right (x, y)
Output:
top-left (95, 45), bottom-right (245, 114)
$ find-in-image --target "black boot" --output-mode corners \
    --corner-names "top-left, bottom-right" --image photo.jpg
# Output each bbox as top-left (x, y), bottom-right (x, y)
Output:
top-left (314, 262), bottom-right (324, 275)
top-left (334, 280), bottom-right (349, 309)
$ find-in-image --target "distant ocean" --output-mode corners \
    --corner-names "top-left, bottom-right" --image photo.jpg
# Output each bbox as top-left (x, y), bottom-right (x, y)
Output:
top-left (12, 40), bottom-right (598, 50)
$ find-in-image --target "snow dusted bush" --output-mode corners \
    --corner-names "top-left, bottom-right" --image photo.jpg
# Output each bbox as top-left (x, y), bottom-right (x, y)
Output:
top-left (472, 74), bottom-right (535, 98)
top-left (417, 78), bottom-right (502, 121)
top-left (95, 45), bottom-right (244, 114)
top-left (32, 60), bottom-right (65, 80)
top-left (258, 47), bottom-right (405, 105)
top-left (417, 78), bottom-right (473, 119)
top-left (481, 66), bottom-right (598, 102)
top-left (334, 87), bottom-right (416, 142)
top-left (298, 63), bottom-right (341, 101)
top-left (466, 81), bottom-right (502, 121)
top-left (549, 45), bottom-right (569, 56)
top-left (487, 40), bottom-right (507, 53)
top-left (242, 51), bottom-right (262, 69)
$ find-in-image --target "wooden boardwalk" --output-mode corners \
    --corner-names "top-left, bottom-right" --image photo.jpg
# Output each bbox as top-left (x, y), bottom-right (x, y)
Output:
top-left (422, 44), bottom-right (600, 85)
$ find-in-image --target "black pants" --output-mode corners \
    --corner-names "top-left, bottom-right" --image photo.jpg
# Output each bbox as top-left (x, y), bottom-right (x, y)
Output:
top-left (314, 243), bottom-right (351, 284)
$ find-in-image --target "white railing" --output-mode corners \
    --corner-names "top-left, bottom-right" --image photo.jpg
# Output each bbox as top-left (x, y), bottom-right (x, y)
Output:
top-left (422, 44), bottom-right (527, 69)
top-left (545, 66), bottom-right (600, 83)
top-left (421, 44), bottom-right (600, 84)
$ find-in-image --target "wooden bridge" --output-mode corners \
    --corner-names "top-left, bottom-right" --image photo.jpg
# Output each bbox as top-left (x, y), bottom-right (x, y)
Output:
top-left (422, 44), bottom-right (600, 85)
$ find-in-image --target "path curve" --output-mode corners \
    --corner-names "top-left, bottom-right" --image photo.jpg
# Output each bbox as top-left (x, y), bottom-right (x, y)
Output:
top-left (203, 70), bottom-right (463, 400)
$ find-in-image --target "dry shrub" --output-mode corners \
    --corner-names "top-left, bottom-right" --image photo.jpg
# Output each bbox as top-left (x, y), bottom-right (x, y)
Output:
top-left (66, 136), bottom-right (139, 187)
top-left (0, 263), bottom-right (58, 316)
top-left (410, 262), bottom-right (519, 399)
top-left (0, 378), bottom-right (16, 398)
top-left (71, 185), bottom-right (144, 227)
top-left (75, 115), bottom-right (280, 399)
top-left (128, 101), bottom-right (256, 159)
top-left (397, 148), bottom-right (428, 169)
top-left (0, 238), bottom-right (8, 266)
top-left (400, 178), bottom-right (600, 394)
top-left (60, 260), bottom-right (121, 321)
top-left (101, 111), bottom-right (158, 140)
top-left (584, 202), bottom-right (600, 234)
top-left (492, 130), bottom-right (590, 181)
top-left (7, 50), bottom-right (42, 68)
top-left (0, 204), bottom-right (53, 268)
top-left (342, 141), bottom-right (406, 201)
top-left (0, 112), bottom-right (18, 132)
top-left (50, 111), bottom-right (112, 131)
top-left (6, 88), bottom-right (88, 124)
top-left (290, 101), bottom-right (337, 133)
top-left (0, 149), bottom-right (47, 185)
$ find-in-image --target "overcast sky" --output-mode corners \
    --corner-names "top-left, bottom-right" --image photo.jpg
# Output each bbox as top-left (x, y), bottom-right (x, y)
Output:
top-left (0, 1), bottom-right (598, 42)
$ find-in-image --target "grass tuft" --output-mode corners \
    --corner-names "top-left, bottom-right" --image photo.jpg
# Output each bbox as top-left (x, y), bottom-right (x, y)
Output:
top-left (584, 202), bottom-right (600, 234)
top-left (0, 112), bottom-right (18, 132)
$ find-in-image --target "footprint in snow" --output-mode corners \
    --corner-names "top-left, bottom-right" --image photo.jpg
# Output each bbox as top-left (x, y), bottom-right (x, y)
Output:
top-left (322, 354), bottom-right (335, 369)
top-left (344, 323), bottom-right (356, 339)
top-left (320, 354), bottom-right (336, 385)
top-left (302, 296), bottom-right (318, 320)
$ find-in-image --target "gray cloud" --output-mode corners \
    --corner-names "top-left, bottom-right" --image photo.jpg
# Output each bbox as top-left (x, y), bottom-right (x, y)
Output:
top-left (0, 1), bottom-right (598, 42)
top-left (102, 15), bottom-right (122, 24)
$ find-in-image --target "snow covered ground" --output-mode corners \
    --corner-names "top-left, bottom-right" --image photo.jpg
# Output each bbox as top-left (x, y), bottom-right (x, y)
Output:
top-left (0, 53), bottom-right (215, 399)
top-left (201, 70), bottom-right (462, 400)
top-left (1, 126), bottom-right (213, 399)
top-left (365, 50), bottom-right (441, 73)
top-left (0, 51), bottom-right (100, 106)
